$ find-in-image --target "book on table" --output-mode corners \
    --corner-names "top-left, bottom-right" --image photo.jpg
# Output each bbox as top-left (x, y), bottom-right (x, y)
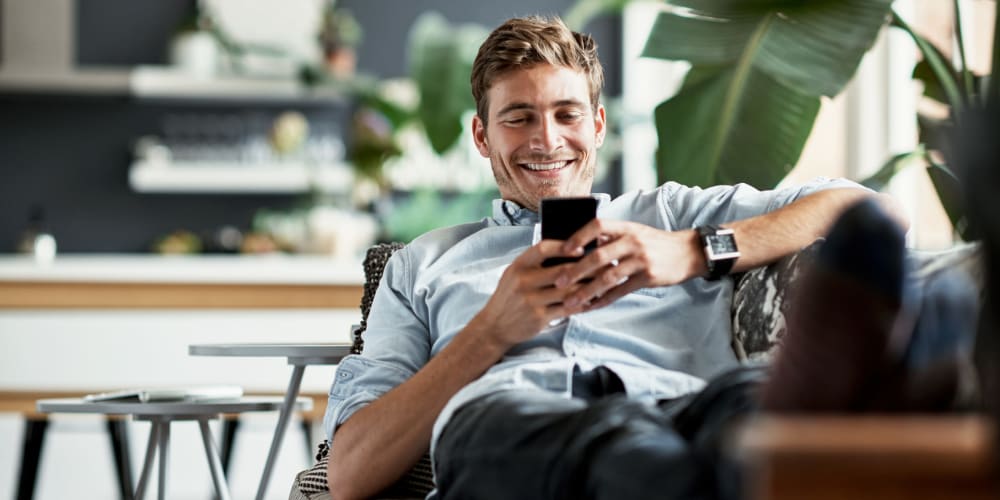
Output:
top-left (83, 385), bottom-right (243, 403)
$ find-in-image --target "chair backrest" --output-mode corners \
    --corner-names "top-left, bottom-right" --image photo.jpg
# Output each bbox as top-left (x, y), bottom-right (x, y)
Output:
top-left (352, 242), bottom-right (406, 355)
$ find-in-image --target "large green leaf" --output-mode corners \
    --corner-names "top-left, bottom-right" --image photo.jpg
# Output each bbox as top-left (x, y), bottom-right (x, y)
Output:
top-left (643, 0), bottom-right (892, 98)
top-left (654, 64), bottom-right (820, 187)
top-left (408, 13), bottom-right (487, 154)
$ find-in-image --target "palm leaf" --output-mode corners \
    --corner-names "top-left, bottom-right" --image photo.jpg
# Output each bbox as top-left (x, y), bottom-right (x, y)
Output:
top-left (408, 13), bottom-right (486, 154)
top-left (643, 0), bottom-right (893, 97)
top-left (654, 64), bottom-right (820, 188)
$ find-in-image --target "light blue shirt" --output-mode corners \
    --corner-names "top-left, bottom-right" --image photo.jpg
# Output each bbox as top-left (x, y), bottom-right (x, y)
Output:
top-left (323, 178), bottom-right (863, 481)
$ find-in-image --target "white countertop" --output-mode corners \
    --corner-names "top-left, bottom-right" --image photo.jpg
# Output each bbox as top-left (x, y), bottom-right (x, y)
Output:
top-left (0, 254), bottom-right (365, 285)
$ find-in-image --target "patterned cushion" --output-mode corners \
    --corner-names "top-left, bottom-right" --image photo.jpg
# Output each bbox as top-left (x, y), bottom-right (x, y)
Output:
top-left (731, 240), bottom-right (985, 364)
top-left (296, 440), bottom-right (433, 499)
top-left (732, 239), bottom-right (823, 363)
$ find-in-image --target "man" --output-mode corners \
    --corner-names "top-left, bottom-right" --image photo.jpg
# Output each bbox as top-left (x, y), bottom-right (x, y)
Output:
top-left (323, 16), bottom-right (906, 500)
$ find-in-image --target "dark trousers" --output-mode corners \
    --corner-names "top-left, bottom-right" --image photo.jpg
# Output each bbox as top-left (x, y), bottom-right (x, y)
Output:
top-left (435, 366), bottom-right (766, 500)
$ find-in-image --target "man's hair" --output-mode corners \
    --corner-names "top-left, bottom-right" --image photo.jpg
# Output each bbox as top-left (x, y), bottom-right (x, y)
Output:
top-left (471, 16), bottom-right (604, 124)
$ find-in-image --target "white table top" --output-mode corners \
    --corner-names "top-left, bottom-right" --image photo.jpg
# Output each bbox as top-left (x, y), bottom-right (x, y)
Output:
top-left (0, 254), bottom-right (364, 285)
top-left (36, 395), bottom-right (312, 416)
top-left (188, 342), bottom-right (352, 360)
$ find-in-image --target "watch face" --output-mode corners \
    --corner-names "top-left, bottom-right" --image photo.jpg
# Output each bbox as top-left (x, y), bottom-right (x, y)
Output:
top-left (705, 233), bottom-right (739, 259)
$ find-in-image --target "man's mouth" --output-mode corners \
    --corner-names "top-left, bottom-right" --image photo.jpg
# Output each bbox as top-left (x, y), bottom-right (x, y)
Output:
top-left (520, 159), bottom-right (574, 171)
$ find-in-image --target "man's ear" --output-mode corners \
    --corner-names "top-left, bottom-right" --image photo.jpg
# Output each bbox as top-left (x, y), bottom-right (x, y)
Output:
top-left (472, 115), bottom-right (490, 158)
top-left (594, 105), bottom-right (607, 148)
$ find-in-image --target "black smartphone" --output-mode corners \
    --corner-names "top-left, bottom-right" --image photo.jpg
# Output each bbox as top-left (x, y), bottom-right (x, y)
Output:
top-left (541, 196), bottom-right (598, 267)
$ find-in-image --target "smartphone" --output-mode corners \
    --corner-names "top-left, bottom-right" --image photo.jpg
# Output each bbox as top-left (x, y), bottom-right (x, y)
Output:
top-left (541, 196), bottom-right (598, 267)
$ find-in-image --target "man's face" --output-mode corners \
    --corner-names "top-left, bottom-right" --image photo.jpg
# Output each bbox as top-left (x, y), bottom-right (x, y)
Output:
top-left (472, 64), bottom-right (606, 212)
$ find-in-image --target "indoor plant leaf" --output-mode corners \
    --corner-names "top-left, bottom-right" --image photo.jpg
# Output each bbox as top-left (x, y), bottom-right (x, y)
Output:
top-left (654, 64), bottom-right (820, 188)
top-left (643, 0), bottom-right (893, 97)
top-left (926, 158), bottom-right (975, 240)
top-left (858, 149), bottom-right (924, 192)
top-left (564, 0), bottom-right (639, 30)
top-left (408, 13), bottom-right (487, 154)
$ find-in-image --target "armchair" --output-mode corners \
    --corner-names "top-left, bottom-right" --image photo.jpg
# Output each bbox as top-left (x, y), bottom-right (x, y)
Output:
top-left (289, 240), bottom-right (985, 500)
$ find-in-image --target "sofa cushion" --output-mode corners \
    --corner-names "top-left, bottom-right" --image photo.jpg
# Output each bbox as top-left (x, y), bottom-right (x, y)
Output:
top-left (732, 239), bottom-right (823, 363)
top-left (731, 240), bottom-right (984, 364)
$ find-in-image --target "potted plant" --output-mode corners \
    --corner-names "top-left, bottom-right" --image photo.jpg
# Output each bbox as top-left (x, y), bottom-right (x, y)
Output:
top-left (565, 0), bottom-right (997, 239)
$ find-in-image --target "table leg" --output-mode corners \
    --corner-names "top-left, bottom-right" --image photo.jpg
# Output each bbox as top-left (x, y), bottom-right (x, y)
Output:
top-left (134, 420), bottom-right (161, 500)
top-left (198, 418), bottom-right (233, 500)
top-left (255, 364), bottom-right (305, 500)
top-left (158, 421), bottom-right (169, 500)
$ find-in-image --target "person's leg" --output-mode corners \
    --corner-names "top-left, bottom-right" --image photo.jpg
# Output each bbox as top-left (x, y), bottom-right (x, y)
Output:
top-left (435, 388), bottom-right (713, 500)
top-left (760, 198), bottom-right (982, 412)
top-left (435, 366), bottom-right (766, 500)
top-left (759, 198), bottom-right (907, 411)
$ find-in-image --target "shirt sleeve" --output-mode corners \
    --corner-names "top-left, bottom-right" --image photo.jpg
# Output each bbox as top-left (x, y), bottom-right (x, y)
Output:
top-left (659, 177), bottom-right (868, 230)
top-left (323, 248), bottom-right (432, 440)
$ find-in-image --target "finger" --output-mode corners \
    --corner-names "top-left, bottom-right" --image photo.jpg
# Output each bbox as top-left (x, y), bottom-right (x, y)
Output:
top-left (564, 256), bottom-right (649, 309)
top-left (555, 238), bottom-right (631, 289)
top-left (582, 280), bottom-right (644, 311)
top-left (521, 239), bottom-right (580, 268)
top-left (561, 219), bottom-right (624, 255)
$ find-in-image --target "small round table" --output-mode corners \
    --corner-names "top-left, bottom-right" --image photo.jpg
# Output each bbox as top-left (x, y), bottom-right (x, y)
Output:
top-left (188, 343), bottom-right (352, 500)
top-left (37, 396), bottom-right (311, 500)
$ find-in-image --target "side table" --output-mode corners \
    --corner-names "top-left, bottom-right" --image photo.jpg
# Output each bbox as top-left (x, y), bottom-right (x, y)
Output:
top-left (188, 342), bottom-right (351, 500)
top-left (36, 396), bottom-right (310, 500)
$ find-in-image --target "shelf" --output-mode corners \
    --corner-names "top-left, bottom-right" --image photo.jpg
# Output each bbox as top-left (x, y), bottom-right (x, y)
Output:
top-left (0, 67), bottom-right (130, 94)
top-left (129, 160), bottom-right (354, 194)
top-left (0, 65), bottom-right (344, 102)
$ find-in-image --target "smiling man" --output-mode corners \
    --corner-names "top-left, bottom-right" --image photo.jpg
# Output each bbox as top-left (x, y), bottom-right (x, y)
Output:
top-left (322, 16), bottom-right (906, 500)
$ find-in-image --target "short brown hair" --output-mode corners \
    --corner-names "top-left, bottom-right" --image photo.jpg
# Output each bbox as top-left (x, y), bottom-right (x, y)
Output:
top-left (471, 16), bottom-right (604, 124)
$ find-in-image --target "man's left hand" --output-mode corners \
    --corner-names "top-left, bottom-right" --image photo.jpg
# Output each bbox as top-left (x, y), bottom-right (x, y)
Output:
top-left (552, 220), bottom-right (703, 312)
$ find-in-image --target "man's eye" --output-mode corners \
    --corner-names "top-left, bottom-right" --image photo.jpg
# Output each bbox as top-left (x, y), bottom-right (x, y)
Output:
top-left (504, 117), bottom-right (528, 125)
top-left (559, 112), bottom-right (584, 122)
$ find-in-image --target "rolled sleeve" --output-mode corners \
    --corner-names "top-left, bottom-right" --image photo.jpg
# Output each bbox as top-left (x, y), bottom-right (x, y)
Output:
top-left (322, 247), bottom-right (432, 441)
top-left (323, 355), bottom-right (416, 440)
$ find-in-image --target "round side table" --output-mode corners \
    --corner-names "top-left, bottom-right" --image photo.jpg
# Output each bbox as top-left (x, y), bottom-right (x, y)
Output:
top-left (37, 396), bottom-right (311, 500)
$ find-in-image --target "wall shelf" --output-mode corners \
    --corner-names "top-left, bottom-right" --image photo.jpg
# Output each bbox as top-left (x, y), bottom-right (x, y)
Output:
top-left (0, 65), bottom-right (344, 103)
top-left (129, 160), bottom-right (354, 194)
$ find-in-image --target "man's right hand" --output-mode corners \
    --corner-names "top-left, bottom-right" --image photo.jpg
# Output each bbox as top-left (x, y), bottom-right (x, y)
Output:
top-left (469, 240), bottom-right (586, 349)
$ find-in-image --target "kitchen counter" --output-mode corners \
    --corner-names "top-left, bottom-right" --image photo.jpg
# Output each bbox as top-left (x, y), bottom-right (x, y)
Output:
top-left (0, 254), bottom-right (365, 309)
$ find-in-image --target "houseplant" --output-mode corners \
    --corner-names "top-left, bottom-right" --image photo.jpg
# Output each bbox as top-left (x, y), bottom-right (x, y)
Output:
top-left (567, 0), bottom-right (997, 239)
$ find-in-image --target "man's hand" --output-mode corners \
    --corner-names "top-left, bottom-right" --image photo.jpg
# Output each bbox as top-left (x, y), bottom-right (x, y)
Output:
top-left (470, 240), bottom-right (588, 348)
top-left (551, 220), bottom-right (702, 312)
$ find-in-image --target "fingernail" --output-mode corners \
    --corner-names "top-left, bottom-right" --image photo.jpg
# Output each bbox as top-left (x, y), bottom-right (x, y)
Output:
top-left (556, 275), bottom-right (569, 288)
top-left (564, 296), bottom-right (579, 308)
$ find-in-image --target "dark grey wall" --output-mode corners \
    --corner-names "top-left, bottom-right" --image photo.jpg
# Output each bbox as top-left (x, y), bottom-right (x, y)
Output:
top-left (0, 1), bottom-right (621, 252)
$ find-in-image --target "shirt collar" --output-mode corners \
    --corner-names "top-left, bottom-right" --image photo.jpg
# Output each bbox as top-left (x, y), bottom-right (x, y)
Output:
top-left (490, 194), bottom-right (612, 227)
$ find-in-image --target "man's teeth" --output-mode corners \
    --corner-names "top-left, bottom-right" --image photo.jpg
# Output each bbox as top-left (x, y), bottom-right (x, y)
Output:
top-left (523, 161), bottom-right (570, 171)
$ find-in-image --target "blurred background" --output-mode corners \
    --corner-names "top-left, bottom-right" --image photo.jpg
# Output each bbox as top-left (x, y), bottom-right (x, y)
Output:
top-left (0, 0), bottom-right (994, 498)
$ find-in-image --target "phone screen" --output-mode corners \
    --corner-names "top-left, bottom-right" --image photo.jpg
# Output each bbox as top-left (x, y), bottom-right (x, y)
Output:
top-left (541, 196), bottom-right (598, 267)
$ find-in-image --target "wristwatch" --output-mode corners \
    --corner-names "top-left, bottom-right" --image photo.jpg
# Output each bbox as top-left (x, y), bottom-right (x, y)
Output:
top-left (696, 225), bottom-right (740, 281)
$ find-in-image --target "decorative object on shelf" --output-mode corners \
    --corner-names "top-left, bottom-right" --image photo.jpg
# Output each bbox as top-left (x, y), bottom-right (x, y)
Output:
top-left (319, 4), bottom-right (362, 79)
top-left (269, 110), bottom-right (310, 157)
top-left (169, 10), bottom-right (220, 78)
top-left (349, 107), bottom-right (402, 189)
top-left (252, 206), bottom-right (377, 259)
top-left (17, 206), bottom-right (57, 265)
top-left (152, 229), bottom-right (203, 255)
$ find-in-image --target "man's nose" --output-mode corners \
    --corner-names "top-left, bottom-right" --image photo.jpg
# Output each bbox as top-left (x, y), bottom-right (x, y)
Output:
top-left (529, 116), bottom-right (563, 152)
